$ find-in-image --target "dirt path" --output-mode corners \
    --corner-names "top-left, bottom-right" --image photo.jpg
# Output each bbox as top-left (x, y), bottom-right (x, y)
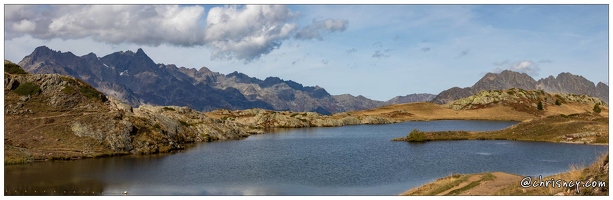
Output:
top-left (437, 174), bottom-right (482, 195)
top-left (459, 172), bottom-right (522, 195)
top-left (402, 172), bottom-right (523, 196)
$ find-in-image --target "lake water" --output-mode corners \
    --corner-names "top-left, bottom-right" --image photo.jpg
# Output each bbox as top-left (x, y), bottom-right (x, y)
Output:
top-left (4, 120), bottom-right (608, 195)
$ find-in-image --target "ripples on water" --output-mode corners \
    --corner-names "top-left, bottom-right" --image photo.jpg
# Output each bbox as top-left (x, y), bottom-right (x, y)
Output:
top-left (4, 120), bottom-right (608, 195)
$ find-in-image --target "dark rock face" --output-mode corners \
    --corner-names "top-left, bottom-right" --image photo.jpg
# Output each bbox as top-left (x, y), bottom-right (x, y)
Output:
top-left (432, 70), bottom-right (608, 104)
top-left (19, 46), bottom-right (274, 112)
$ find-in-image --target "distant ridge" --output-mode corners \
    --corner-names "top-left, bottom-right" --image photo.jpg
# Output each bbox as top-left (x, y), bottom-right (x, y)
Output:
top-left (17, 46), bottom-right (435, 114)
top-left (432, 70), bottom-right (608, 104)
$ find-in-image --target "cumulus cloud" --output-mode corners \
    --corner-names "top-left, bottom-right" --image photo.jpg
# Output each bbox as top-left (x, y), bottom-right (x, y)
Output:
top-left (204, 5), bottom-right (299, 61)
top-left (492, 60), bottom-right (545, 76)
top-left (294, 18), bottom-right (349, 40)
top-left (5, 5), bottom-right (207, 46)
top-left (12, 19), bottom-right (36, 32)
top-left (4, 5), bottom-right (349, 63)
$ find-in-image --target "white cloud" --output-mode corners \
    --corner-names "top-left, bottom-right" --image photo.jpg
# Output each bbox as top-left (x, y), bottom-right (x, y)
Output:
top-left (6, 5), bottom-right (206, 46)
top-left (4, 5), bottom-right (349, 63)
top-left (204, 5), bottom-right (298, 62)
top-left (12, 19), bottom-right (36, 32)
top-left (295, 18), bottom-right (349, 40)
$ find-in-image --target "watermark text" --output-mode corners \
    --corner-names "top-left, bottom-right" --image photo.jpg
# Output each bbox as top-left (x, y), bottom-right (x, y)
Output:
top-left (520, 175), bottom-right (606, 194)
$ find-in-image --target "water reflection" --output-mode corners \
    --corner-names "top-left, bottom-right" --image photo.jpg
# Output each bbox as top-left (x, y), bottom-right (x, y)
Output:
top-left (4, 121), bottom-right (608, 195)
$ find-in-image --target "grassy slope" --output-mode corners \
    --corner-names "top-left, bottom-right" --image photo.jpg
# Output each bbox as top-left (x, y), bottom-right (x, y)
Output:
top-left (347, 102), bottom-right (537, 121)
top-left (4, 76), bottom-right (123, 164)
top-left (402, 153), bottom-right (609, 196)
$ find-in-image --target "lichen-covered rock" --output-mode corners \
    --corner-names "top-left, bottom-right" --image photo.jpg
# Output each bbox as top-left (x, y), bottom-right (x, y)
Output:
top-left (446, 88), bottom-right (607, 111)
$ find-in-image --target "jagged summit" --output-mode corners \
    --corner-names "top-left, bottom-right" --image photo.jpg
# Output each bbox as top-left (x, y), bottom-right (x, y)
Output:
top-left (432, 70), bottom-right (608, 104)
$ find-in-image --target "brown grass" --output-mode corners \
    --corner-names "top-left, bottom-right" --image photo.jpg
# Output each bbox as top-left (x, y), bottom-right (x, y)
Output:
top-left (403, 153), bottom-right (608, 196)
top-left (394, 112), bottom-right (608, 144)
top-left (495, 152), bottom-right (609, 195)
top-left (350, 102), bottom-right (541, 121)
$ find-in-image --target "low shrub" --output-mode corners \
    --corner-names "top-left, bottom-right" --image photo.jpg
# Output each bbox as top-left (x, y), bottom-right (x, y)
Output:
top-left (407, 129), bottom-right (426, 142)
top-left (13, 82), bottom-right (41, 96)
top-left (79, 85), bottom-right (105, 101)
top-left (593, 104), bottom-right (601, 114)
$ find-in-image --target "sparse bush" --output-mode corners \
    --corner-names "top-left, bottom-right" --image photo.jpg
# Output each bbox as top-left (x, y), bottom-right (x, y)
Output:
top-left (407, 129), bottom-right (426, 142)
top-left (163, 107), bottom-right (175, 111)
top-left (555, 99), bottom-right (561, 106)
top-left (537, 101), bottom-right (543, 110)
top-left (13, 82), bottom-right (41, 96)
top-left (79, 85), bottom-right (105, 101)
top-left (4, 62), bottom-right (27, 74)
top-left (62, 85), bottom-right (76, 94)
top-left (593, 104), bottom-right (601, 114)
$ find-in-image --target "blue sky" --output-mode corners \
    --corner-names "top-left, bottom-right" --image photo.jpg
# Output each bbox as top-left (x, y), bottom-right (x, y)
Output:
top-left (3, 4), bottom-right (609, 101)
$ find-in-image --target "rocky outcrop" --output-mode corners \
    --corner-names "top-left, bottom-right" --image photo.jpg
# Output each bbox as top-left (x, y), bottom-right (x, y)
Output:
top-left (446, 88), bottom-right (607, 113)
top-left (209, 108), bottom-right (394, 129)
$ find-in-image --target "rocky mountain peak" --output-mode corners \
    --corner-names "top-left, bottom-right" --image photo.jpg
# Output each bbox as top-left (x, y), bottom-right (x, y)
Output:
top-left (432, 69), bottom-right (608, 105)
top-left (17, 46), bottom-right (435, 114)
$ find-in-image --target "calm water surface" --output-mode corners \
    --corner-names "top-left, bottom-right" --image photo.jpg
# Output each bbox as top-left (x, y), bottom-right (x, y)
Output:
top-left (4, 120), bottom-right (608, 195)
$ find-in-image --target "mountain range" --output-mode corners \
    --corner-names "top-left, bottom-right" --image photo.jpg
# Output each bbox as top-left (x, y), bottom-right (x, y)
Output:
top-left (431, 70), bottom-right (609, 104)
top-left (16, 46), bottom-right (607, 114)
top-left (17, 46), bottom-right (435, 114)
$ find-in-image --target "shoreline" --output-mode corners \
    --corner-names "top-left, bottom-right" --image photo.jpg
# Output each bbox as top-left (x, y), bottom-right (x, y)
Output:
top-left (401, 152), bottom-right (609, 196)
top-left (5, 98), bottom-right (608, 164)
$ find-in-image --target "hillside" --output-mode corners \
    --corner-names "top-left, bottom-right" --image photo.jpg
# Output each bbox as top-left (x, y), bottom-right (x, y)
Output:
top-left (353, 88), bottom-right (607, 122)
top-left (432, 70), bottom-right (608, 105)
top-left (4, 60), bottom-right (264, 164)
top-left (391, 88), bottom-right (608, 143)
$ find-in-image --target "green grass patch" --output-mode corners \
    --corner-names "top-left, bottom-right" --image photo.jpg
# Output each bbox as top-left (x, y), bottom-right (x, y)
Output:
top-left (406, 129), bottom-right (426, 142)
top-left (13, 82), bottom-right (41, 96)
top-left (61, 85), bottom-right (76, 94)
top-left (79, 84), bottom-right (104, 101)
